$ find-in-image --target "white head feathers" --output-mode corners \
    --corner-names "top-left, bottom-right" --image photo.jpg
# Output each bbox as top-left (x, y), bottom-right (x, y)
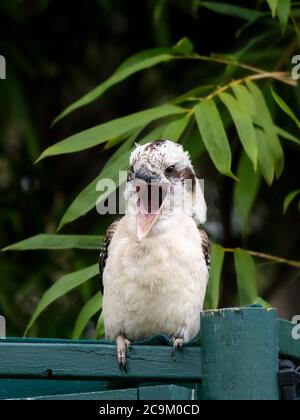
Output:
top-left (128, 140), bottom-right (207, 225)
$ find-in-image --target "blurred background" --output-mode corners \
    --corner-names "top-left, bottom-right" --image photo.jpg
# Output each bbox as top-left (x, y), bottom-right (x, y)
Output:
top-left (0, 0), bottom-right (299, 338)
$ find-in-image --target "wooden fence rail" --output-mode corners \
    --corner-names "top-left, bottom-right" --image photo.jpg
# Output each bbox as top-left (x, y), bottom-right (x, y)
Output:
top-left (0, 307), bottom-right (299, 400)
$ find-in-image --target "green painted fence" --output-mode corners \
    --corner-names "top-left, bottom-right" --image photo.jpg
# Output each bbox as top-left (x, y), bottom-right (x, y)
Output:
top-left (0, 308), bottom-right (299, 400)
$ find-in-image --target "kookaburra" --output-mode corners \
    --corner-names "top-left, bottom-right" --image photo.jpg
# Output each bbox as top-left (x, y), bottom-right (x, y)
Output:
top-left (100, 140), bottom-right (210, 371)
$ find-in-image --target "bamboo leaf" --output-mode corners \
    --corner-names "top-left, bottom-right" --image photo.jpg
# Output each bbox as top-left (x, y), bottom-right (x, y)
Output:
top-left (266, 0), bottom-right (278, 18)
top-left (24, 264), bottom-right (99, 336)
top-left (271, 88), bottom-right (300, 130)
top-left (104, 129), bottom-right (136, 150)
top-left (197, 2), bottom-right (263, 21)
top-left (195, 99), bottom-right (236, 179)
top-left (273, 125), bottom-right (300, 146)
top-left (37, 105), bottom-right (185, 162)
top-left (234, 248), bottom-right (258, 306)
top-left (173, 37), bottom-right (194, 54)
top-left (233, 85), bottom-right (300, 146)
top-left (171, 85), bottom-right (214, 105)
top-left (247, 81), bottom-right (284, 179)
top-left (204, 244), bottom-right (225, 310)
top-left (234, 153), bottom-right (261, 236)
top-left (3, 234), bottom-right (102, 251)
top-left (283, 189), bottom-right (300, 213)
top-left (96, 311), bottom-right (105, 339)
top-left (58, 146), bottom-right (130, 230)
top-left (162, 114), bottom-right (191, 141)
top-left (219, 92), bottom-right (258, 169)
top-left (184, 125), bottom-right (206, 161)
top-left (277, 0), bottom-right (291, 31)
top-left (232, 84), bottom-right (257, 117)
top-left (72, 293), bottom-right (102, 339)
top-left (253, 297), bottom-right (271, 308)
top-left (255, 127), bottom-right (275, 185)
top-left (53, 38), bottom-right (193, 124)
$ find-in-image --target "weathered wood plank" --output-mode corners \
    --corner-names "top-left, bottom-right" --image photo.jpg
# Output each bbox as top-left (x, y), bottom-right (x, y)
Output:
top-left (278, 319), bottom-right (300, 361)
top-left (19, 388), bottom-right (138, 400)
top-left (198, 307), bottom-right (280, 400)
top-left (0, 378), bottom-right (107, 400)
top-left (139, 384), bottom-right (193, 400)
top-left (0, 341), bottom-right (202, 382)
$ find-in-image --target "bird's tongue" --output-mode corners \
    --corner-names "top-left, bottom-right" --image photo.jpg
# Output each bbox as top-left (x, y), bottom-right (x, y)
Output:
top-left (135, 182), bottom-right (168, 243)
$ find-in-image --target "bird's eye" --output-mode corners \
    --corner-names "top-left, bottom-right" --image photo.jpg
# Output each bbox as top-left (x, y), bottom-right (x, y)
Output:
top-left (165, 165), bottom-right (175, 175)
top-left (127, 166), bottom-right (134, 182)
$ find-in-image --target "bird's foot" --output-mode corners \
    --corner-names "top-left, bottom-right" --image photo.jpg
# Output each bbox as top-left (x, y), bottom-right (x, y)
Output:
top-left (116, 336), bottom-right (132, 373)
top-left (171, 337), bottom-right (184, 357)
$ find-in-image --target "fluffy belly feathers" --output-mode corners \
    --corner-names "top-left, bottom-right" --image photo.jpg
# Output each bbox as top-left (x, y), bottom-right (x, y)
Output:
top-left (102, 216), bottom-right (208, 342)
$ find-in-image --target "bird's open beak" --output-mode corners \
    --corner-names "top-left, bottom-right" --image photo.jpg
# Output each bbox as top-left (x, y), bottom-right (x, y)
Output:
top-left (135, 180), bottom-right (169, 243)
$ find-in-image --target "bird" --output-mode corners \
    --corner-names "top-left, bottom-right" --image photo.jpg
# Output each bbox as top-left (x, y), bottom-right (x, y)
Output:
top-left (100, 140), bottom-right (210, 371)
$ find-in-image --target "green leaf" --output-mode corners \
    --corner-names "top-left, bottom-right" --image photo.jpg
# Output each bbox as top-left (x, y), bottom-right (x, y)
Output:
top-left (197, 1), bottom-right (263, 21)
top-left (162, 114), bottom-right (191, 141)
top-left (24, 264), bottom-right (99, 336)
top-left (53, 38), bottom-right (192, 124)
top-left (219, 92), bottom-right (258, 169)
top-left (233, 86), bottom-right (300, 147)
top-left (58, 145), bottom-right (130, 230)
top-left (3, 234), bottom-right (102, 251)
top-left (255, 128), bottom-right (275, 185)
top-left (171, 85), bottom-right (214, 105)
top-left (72, 293), bottom-right (102, 339)
top-left (37, 105), bottom-right (185, 161)
top-left (283, 189), bottom-right (300, 213)
top-left (234, 248), bottom-right (258, 306)
top-left (234, 153), bottom-right (261, 236)
top-left (232, 84), bottom-right (257, 117)
top-left (277, 0), bottom-right (291, 31)
top-left (96, 311), bottom-right (105, 339)
top-left (195, 99), bottom-right (236, 179)
top-left (247, 81), bottom-right (284, 179)
top-left (273, 125), bottom-right (300, 146)
top-left (104, 128), bottom-right (136, 150)
top-left (253, 297), bottom-right (271, 309)
top-left (184, 125), bottom-right (206, 161)
top-left (204, 244), bottom-right (225, 310)
top-left (58, 124), bottom-right (168, 229)
top-left (266, 0), bottom-right (278, 18)
top-left (173, 37), bottom-right (194, 54)
top-left (271, 88), bottom-right (300, 130)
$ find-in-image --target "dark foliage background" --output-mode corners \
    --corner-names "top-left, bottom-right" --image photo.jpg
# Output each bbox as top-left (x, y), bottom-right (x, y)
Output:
top-left (0, 0), bottom-right (299, 338)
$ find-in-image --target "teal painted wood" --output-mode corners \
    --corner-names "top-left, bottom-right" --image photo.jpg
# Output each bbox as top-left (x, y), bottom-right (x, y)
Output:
top-left (198, 307), bottom-right (280, 401)
top-left (17, 385), bottom-right (193, 400)
top-left (139, 385), bottom-right (193, 400)
top-left (20, 388), bottom-right (138, 400)
top-left (1, 308), bottom-right (295, 400)
top-left (278, 319), bottom-right (300, 361)
top-left (0, 379), bottom-right (107, 400)
top-left (0, 341), bottom-right (202, 382)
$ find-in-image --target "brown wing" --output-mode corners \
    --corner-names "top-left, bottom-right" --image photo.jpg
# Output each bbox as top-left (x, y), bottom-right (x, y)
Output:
top-left (198, 227), bottom-right (210, 271)
top-left (99, 218), bottom-right (122, 295)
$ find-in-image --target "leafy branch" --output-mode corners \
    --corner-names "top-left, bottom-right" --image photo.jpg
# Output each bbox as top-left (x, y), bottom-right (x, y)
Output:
top-left (181, 53), bottom-right (296, 86)
top-left (224, 248), bottom-right (300, 269)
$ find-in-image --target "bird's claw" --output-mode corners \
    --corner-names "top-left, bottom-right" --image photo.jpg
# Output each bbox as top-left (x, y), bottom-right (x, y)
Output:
top-left (119, 361), bottom-right (128, 373)
top-left (170, 337), bottom-right (184, 357)
top-left (116, 336), bottom-right (131, 372)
